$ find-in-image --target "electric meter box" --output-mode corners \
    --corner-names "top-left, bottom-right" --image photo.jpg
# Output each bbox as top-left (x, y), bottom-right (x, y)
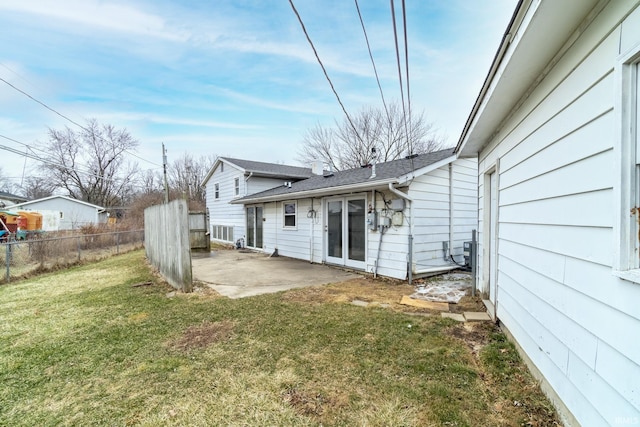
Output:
top-left (390, 199), bottom-right (405, 212)
top-left (367, 212), bottom-right (378, 231)
top-left (392, 211), bottom-right (404, 226)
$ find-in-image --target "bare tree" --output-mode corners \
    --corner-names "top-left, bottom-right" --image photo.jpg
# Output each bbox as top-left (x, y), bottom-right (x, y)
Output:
top-left (19, 176), bottom-right (56, 200)
top-left (0, 167), bottom-right (14, 193)
top-left (167, 153), bottom-right (216, 209)
top-left (297, 101), bottom-right (443, 171)
top-left (39, 119), bottom-right (140, 207)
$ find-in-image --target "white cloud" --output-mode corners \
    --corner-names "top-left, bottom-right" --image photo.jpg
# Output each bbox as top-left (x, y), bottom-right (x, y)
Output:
top-left (0, 0), bottom-right (188, 41)
top-left (209, 86), bottom-right (335, 116)
top-left (94, 111), bottom-right (262, 130)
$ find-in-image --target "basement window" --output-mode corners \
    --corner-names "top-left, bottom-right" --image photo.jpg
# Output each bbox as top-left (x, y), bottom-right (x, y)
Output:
top-left (283, 202), bottom-right (297, 229)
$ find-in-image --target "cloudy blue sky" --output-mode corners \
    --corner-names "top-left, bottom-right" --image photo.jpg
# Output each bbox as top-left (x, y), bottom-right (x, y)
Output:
top-left (0, 0), bottom-right (515, 184)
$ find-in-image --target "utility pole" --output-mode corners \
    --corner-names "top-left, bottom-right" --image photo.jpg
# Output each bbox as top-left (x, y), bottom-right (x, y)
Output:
top-left (162, 143), bottom-right (169, 204)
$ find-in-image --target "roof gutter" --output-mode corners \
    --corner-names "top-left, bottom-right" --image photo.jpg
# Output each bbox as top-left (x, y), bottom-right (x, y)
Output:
top-left (231, 178), bottom-right (398, 204)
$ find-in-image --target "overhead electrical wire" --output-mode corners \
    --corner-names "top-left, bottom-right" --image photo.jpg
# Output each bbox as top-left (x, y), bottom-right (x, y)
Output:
top-left (0, 135), bottom-right (115, 183)
top-left (288, 0), bottom-right (365, 146)
top-left (0, 134), bottom-right (162, 192)
top-left (0, 75), bottom-right (162, 168)
top-left (354, 0), bottom-right (391, 124)
top-left (401, 0), bottom-right (412, 149)
top-left (390, 0), bottom-right (413, 172)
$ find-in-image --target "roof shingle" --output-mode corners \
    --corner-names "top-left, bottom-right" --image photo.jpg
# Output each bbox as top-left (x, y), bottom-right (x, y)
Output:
top-left (221, 157), bottom-right (313, 179)
top-left (234, 148), bottom-right (455, 203)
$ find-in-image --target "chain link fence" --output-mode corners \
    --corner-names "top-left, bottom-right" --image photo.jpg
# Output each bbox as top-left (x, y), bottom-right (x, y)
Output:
top-left (1, 230), bottom-right (144, 284)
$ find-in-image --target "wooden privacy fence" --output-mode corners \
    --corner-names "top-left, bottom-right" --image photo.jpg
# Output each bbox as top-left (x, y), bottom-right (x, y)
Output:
top-left (144, 200), bottom-right (192, 292)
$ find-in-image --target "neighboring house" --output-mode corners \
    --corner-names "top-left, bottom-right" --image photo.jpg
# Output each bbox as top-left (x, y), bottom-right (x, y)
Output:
top-left (232, 148), bottom-right (477, 280)
top-left (202, 157), bottom-right (314, 245)
top-left (0, 190), bottom-right (27, 208)
top-left (456, 1), bottom-right (640, 425)
top-left (7, 195), bottom-right (106, 230)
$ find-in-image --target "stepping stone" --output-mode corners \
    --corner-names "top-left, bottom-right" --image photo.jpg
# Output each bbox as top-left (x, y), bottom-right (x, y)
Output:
top-left (441, 312), bottom-right (465, 322)
top-left (400, 295), bottom-right (449, 311)
top-left (351, 300), bottom-right (369, 307)
top-left (464, 311), bottom-right (492, 322)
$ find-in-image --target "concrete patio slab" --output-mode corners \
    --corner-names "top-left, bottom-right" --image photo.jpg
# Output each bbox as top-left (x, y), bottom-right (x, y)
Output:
top-left (191, 250), bottom-right (360, 298)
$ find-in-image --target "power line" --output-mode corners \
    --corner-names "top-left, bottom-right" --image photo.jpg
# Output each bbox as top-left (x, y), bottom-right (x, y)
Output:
top-left (0, 75), bottom-right (162, 168)
top-left (288, 0), bottom-right (365, 146)
top-left (389, 0), bottom-right (410, 154)
top-left (354, 0), bottom-right (391, 123)
top-left (401, 0), bottom-right (412, 149)
top-left (0, 134), bottom-right (112, 182)
top-left (0, 135), bottom-right (169, 194)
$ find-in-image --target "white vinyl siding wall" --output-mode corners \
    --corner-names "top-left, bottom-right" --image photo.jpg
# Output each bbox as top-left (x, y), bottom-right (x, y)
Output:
top-left (260, 199), bottom-right (321, 260)
top-left (366, 190), bottom-right (409, 279)
top-left (475, 2), bottom-right (640, 424)
top-left (206, 163), bottom-right (247, 243)
top-left (247, 178), bottom-right (293, 195)
top-left (409, 158), bottom-right (478, 272)
top-left (253, 158), bottom-right (478, 281)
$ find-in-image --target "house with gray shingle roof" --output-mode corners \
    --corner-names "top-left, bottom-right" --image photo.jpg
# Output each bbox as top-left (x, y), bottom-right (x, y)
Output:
top-left (0, 190), bottom-right (27, 208)
top-left (202, 157), bottom-right (315, 245)
top-left (214, 148), bottom-right (477, 280)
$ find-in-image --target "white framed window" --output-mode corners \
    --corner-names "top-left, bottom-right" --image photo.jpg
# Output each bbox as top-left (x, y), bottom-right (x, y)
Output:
top-left (283, 201), bottom-right (297, 229)
top-left (234, 177), bottom-right (240, 196)
top-left (220, 163), bottom-right (224, 173)
top-left (614, 46), bottom-right (640, 282)
top-left (214, 183), bottom-right (220, 200)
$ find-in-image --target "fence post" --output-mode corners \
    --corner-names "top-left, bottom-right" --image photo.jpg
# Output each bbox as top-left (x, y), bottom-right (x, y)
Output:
top-left (5, 243), bottom-right (10, 283)
top-left (77, 236), bottom-right (81, 262)
top-left (116, 232), bottom-right (120, 254)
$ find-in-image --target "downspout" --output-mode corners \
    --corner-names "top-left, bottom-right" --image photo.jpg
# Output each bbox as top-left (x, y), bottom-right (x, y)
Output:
top-left (309, 198), bottom-right (314, 263)
top-left (372, 190), bottom-right (383, 278)
top-left (244, 172), bottom-right (253, 196)
top-left (449, 163), bottom-right (454, 261)
top-left (388, 183), bottom-right (414, 284)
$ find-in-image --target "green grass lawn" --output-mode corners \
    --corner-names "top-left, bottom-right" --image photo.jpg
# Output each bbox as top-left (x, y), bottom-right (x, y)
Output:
top-left (0, 250), bottom-right (559, 426)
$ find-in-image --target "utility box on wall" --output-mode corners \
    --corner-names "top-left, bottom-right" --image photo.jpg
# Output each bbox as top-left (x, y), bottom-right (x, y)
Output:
top-left (367, 211), bottom-right (377, 231)
top-left (390, 199), bottom-right (405, 211)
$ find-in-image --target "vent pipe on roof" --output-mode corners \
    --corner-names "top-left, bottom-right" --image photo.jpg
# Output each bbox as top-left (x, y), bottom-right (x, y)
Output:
top-left (370, 147), bottom-right (378, 179)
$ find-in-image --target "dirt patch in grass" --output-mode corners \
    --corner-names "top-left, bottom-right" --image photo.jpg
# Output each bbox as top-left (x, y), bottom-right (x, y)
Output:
top-left (282, 387), bottom-right (345, 417)
top-left (283, 276), bottom-right (485, 315)
top-left (283, 277), bottom-right (418, 308)
top-left (449, 294), bottom-right (486, 313)
top-left (168, 320), bottom-right (234, 352)
top-left (447, 321), bottom-right (494, 355)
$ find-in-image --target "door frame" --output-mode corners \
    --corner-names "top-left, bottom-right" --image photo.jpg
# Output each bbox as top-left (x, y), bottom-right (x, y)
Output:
top-left (323, 194), bottom-right (367, 270)
top-left (245, 205), bottom-right (264, 249)
top-left (483, 164), bottom-right (499, 320)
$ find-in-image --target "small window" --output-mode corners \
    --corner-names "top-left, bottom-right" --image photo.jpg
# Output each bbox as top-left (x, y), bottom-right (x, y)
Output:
top-left (220, 163), bottom-right (224, 173)
top-left (283, 202), bottom-right (296, 228)
top-left (214, 183), bottom-right (220, 200)
top-left (234, 177), bottom-right (240, 196)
